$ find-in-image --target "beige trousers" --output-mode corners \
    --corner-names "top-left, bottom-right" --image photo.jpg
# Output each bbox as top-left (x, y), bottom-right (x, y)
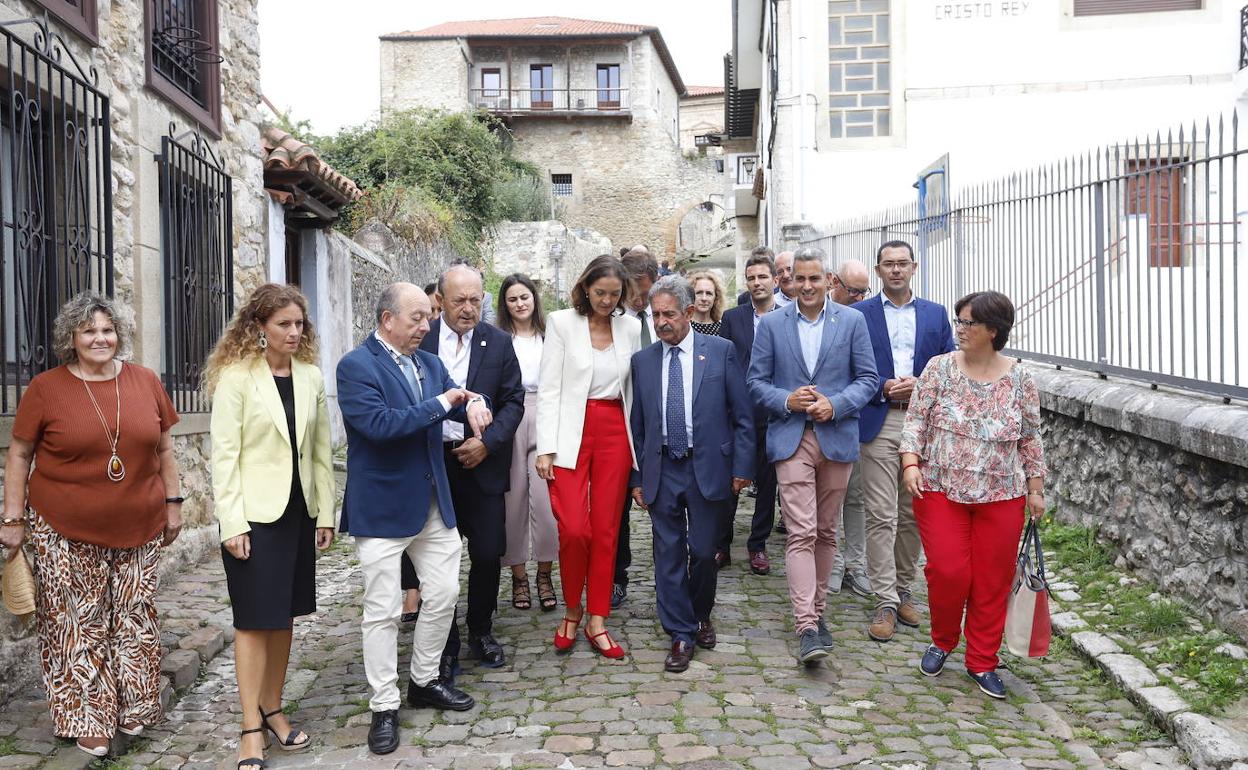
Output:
top-left (502, 392), bottom-right (558, 565)
top-left (861, 409), bottom-right (922, 609)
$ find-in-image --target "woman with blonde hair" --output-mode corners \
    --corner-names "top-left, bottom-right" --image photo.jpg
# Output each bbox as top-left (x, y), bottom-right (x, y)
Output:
top-left (206, 283), bottom-right (336, 770)
top-left (1, 292), bottom-right (181, 758)
top-left (688, 270), bottom-right (726, 337)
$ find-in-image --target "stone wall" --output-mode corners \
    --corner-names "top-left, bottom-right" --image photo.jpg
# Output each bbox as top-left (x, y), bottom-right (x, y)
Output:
top-left (484, 220), bottom-right (614, 300)
top-left (679, 94), bottom-right (726, 153)
top-left (1033, 366), bottom-right (1248, 642)
top-left (380, 37), bottom-right (469, 114)
top-left (348, 221), bottom-right (459, 346)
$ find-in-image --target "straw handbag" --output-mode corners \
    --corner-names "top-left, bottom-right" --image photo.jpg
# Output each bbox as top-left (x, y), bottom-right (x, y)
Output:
top-left (2, 548), bottom-right (36, 621)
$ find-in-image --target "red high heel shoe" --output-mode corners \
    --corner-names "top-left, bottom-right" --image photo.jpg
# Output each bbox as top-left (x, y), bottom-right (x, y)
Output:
top-left (585, 627), bottom-right (626, 659)
top-left (554, 612), bottom-right (582, 652)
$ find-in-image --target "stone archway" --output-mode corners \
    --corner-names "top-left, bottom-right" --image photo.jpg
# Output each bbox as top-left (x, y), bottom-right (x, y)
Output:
top-left (665, 198), bottom-right (735, 269)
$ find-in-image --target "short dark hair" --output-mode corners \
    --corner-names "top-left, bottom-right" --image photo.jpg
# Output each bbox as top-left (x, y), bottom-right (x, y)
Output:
top-left (423, 282), bottom-right (437, 295)
top-left (571, 255), bottom-right (631, 317)
top-left (750, 246), bottom-right (775, 259)
top-left (955, 291), bottom-right (1015, 351)
top-left (619, 246), bottom-right (630, 258)
top-left (621, 251), bottom-right (659, 282)
top-left (496, 273), bottom-right (546, 336)
top-left (875, 240), bottom-right (915, 264)
top-left (744, 252), bottom-right (776, 275)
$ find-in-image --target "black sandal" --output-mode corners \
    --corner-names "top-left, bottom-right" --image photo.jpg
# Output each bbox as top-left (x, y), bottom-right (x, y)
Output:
top-left (536, 570), bottom-right (558, 612)
top-left (512, 573), bottom-right (532, 610)
top-left (238, 727), bottom-right (267, 769)
top-left (260, 707), bottom-right (310, 752)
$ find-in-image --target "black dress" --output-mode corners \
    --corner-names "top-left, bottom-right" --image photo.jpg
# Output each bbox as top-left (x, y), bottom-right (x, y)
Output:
top-left (221, 375), bottom-right (316, 630)
top-left (691, 319), bottom-right (722, 336)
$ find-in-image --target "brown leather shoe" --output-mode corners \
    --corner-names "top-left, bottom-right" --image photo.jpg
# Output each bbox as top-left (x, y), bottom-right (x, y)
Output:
top-left (897, 593), bottom-right (922, 628)
top-left (868, 606), bottom-right (897, 642)
top-left (664, 640), bottom-right (694, 672)
top-left (695, 620), bottom-right (717, 649)
top-left (748, 551), bottom-right (770, 575)
top-left (714, 550), bottom-right (730, 569)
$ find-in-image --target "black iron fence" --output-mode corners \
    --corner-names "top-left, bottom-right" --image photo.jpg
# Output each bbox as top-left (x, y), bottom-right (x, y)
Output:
top-left (157, 124), bottom-right (232, 413)
top-left (806, 114), bottom-right (1247, 402)
top-left (468, 88), bottom-right (630, 113)
top-left (0, 15), bottom-right (113, 415)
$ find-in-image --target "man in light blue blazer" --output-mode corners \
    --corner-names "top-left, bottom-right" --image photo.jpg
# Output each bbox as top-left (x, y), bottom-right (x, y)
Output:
top-left (747, 248), bottom-right (879, 665)
top-left (336, 282), bottom-right (493, 755)
top-left (628, 275), bottom-right (754, 672)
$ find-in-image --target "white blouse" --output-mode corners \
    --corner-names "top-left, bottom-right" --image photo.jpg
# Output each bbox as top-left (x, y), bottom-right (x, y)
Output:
top-left (587, 345), bottom-right (621, 400)
top-left (512, 333), bottom-right (543, 393)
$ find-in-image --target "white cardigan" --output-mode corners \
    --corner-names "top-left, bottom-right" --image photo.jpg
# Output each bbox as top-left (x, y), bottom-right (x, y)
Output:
top-left (536, 308), bottom-right (641, 469)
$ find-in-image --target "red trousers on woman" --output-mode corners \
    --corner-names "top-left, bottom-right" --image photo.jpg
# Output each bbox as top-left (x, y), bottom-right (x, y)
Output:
top-left (913, 491), bottom-right (1025, 673)
top-left (547, 400), bottom-right (633, 617)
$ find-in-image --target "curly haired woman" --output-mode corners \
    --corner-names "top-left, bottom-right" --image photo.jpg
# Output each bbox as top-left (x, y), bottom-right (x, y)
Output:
top-left (205, 284), bottom-right (336, 770)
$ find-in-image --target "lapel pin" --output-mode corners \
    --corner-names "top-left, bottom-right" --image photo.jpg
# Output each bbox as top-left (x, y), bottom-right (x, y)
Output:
top-left (697, 355), bottom-right (706, 361)
top-left (480, 339), bottom-right (487, 346)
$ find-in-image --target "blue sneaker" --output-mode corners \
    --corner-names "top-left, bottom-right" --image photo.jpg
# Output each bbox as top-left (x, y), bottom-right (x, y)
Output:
top-left (919, 645), bottom-right (949, 677)
top-left (967, 669), bottom-right (1007, 699)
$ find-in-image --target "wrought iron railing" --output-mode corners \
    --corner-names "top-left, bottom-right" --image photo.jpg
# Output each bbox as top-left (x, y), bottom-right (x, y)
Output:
top-left (0, 14), bottom-right (113, 415)
top-left (468, 88), bottom-right (630, 113)
top-left (157, 123), bottom-right (232, 413)
top-left (805, 114), bottom-right (1248, 402)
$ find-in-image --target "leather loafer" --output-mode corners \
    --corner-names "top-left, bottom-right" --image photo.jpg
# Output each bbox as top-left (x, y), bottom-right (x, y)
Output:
top-left (367, 709), bottom-right (399, 755)
top-left (610, 583), bottom-right (627, 609)
top-left (407, 679), bottom-right (475, 711)
top-left (748, 551), bottom-right (770, 575)
top-left (714, 549), bottom-right (731, 569)
top-left (695, 620), bottom-right (717, 649)
top-left (438, 655), bottom-right (461, 686)
top-left (664, 640), bottom-right (694, 672)
top-left (468, 633), bottom-right (506, 668)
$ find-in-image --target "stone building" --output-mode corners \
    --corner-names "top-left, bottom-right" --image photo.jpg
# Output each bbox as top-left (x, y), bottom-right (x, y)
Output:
top-left (378, 16), bottom-right (723, 258)
top-left (678, 85), bottom-right (725, 154)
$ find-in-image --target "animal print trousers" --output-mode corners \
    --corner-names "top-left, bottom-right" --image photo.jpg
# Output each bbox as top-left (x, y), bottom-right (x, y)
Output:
top-left (28, 515), bottom-right (163, 739)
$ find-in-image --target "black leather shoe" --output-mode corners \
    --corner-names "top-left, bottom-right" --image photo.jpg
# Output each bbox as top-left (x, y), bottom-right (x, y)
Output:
top-left (367, 710), bottom-right (399, 755)
top-left (468, 634), bottom-right (506, 668)
top-left (610, 583), bottom-right (627, 609)
top-left (695, 620), bottom-right (717, 650)
top-left (438, 655), bottom-right (461, 686)
top-left (664, 640), bottom-right (694, 672)
top-left (407, 679), bottom-right (475, 711)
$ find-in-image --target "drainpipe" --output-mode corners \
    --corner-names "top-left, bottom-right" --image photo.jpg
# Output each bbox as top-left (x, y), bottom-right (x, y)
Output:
top-left (791, 0), bottom-right (808, 226)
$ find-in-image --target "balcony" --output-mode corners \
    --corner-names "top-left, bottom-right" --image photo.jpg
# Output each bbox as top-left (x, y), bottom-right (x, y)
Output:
top-left (469, 88), bottom-right (631, 117)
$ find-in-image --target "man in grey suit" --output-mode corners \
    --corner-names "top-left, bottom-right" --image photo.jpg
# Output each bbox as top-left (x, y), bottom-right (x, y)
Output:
top-left (746, 247), bottom-right (878, 665)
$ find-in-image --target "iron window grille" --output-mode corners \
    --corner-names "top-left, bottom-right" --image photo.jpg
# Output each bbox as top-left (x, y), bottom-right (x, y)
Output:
top-left (157, 123), bottom-right (232, 413)
top-left (551, 173), bottom-right (572, 197)
top-left (146, 0), bottom-right (223, 136)
top-left (0, 15), bottom-right (113, 415)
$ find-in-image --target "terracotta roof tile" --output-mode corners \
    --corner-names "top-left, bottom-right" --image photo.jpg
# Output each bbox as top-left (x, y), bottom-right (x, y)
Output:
top-left (262, 127), bottom-right (362, 216)
top-left (685, 85), bottom-right (724, 97)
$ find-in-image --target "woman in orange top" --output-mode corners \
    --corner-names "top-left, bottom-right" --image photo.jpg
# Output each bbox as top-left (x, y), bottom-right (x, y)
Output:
top-left (0, 293), bottom-right (182, 758)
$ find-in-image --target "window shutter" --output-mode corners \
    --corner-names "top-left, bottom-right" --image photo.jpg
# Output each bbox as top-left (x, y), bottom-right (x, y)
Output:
top-left (1074, 0), bottom-right (1201, 16)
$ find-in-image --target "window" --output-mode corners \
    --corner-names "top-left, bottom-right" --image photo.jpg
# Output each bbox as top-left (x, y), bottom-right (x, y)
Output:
top-left (28, 0), bottom-right (98, 43)
top-left (157, 127), bottom-right (234, 413)
top-left (0, 17), bottom-right (112, 414)
top-left (596, 64), bottom-right (620, 109)
top-left (146, 0), bottom-right (222, 136)
top-left (481, 68), bottom-right (501, 97)
top-left (530, 64), bottom-right (553, 109)
top-left (1124, 159), bottom-right (1184, 268)
top-left (1074, 0), bottom-right (1200, 15)
top-left (551, 174), bottom-right (573, 197)
top-left (828, 0), bottom-right (891, 138)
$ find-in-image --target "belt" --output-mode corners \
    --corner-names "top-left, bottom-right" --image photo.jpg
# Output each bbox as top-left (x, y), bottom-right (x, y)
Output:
top-left (888, 401), bottom-right (910, 410)
top-left (443, 439), bottom-right (465, 450)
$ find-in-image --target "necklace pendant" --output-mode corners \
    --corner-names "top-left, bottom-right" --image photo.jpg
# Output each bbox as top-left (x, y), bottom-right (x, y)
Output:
top-left (107, 453), bottom-right (126, 482)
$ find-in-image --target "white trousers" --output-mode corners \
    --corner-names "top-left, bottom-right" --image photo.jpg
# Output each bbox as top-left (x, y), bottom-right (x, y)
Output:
top-left (356, 507), bottom-right (462, 712)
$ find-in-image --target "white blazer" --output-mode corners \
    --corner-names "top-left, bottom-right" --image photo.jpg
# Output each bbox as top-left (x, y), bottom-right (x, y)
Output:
top-left (536, 308), bottom-right (641, 469)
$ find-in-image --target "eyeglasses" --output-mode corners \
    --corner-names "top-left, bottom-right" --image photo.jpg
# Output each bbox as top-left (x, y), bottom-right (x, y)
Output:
top-left (832, 273), bottom-right (872, 299)
top-left (878, 260), bottom-right (914, 273)
top-left (953, 318), bottom-right (984, 328)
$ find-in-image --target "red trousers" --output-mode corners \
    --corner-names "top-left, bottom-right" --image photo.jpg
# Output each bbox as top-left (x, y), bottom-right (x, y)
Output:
top-left (913, 490), bottom-right (1025, 673)
top-left (547, 400), bottom-right (632, 617)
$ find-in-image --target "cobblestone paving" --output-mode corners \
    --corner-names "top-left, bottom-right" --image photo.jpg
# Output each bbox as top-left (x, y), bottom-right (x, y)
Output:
top-left (0, 504), bottom-right (1192, 770)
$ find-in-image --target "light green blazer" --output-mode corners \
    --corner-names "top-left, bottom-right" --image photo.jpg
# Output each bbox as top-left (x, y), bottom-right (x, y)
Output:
top-left (210, 357), bottom-right (335, 542)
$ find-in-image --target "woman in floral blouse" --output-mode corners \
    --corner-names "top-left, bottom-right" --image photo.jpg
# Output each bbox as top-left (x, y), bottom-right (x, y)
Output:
top-left (899, 290), bottom-right (1046, 700)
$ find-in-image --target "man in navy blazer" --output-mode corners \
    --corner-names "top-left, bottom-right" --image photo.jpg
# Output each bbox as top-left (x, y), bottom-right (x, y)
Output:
top-left (718, 250), bottom-right (781, 575)
top-left (419, 265), bottom-right (525, 672)
top-left (747, 248), bottom-right (879, 665)
top-left (629, 275), bottom-right (754, 672)
top-left (851, 239), bottom-right (955, 643)
top-left (337, 282), bottom-right (492, 754)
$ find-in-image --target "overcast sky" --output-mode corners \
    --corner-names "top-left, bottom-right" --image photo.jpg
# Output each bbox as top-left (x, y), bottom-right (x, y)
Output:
top-left (258, 0), bottom-right (732, 134)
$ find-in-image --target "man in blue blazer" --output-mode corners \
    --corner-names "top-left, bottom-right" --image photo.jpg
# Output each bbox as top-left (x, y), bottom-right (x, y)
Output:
top-left (337, 282), bottom-right (493, 754)
top-left (718, 250), bottom-right (780, 575)
top-left (747, 248), bottom-right (879, 665)
top-left (629, 275), bottom-right (754, 672)
top-left (852, 239), bottom-right (955, 643)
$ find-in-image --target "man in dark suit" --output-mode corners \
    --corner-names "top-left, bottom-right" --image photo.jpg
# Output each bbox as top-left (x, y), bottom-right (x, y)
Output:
top-left (337, 282), bottom-right (492, 754)
top-left (630, 275), bottom-right (754, 672)
top-left (852, 239), bottom-right (955, 642)
top-left (736, 245), bottom-right (775, 305)
top-left (718, 250), bottom-right (780, 575)
top-left (421, 265), bottom-right (525, 670)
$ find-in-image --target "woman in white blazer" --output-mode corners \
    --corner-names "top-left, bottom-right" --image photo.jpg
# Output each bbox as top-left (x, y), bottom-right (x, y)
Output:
top-left (536, 255), bottom-right (640, 659)
top-left (205, 284), bottom-right (336, 770)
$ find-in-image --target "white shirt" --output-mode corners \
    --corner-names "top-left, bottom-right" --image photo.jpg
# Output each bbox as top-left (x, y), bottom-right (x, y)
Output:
top-left (372, 331), bottom-right (452, 413)
top-left (796, 303), bottom-right (826, 376)
top-left (660, 331), bottom-right (695, 449)
top-left (752, 301), bottom-right (776, 331)
top-left (437, 323), bottom-right (474, 441)
top-left (511, 333), bottom-right (543, 393)
top-left (882, 294), bottom-right (917, 380)
top-left (587, 345), bottom-right (621, 399)
top-left (635, 306), bottom-right (656, 344)
top-left (774, 289), bottom-right (795, 308)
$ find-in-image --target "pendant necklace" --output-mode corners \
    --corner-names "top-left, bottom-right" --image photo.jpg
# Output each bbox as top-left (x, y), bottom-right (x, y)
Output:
top-left (79, 360), bottom-right (125, 482)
